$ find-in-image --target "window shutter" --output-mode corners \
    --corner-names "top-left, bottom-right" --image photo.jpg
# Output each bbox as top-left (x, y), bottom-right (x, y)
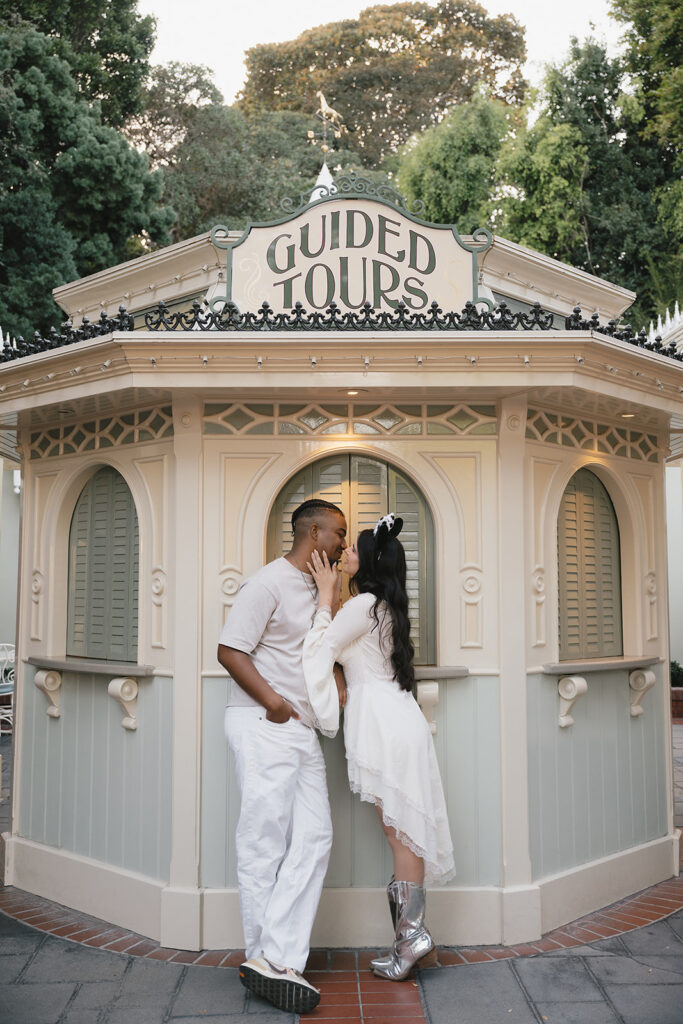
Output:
top-left (389, 467), bottom-right (435, 664)
top-left (558, 469), bottom-right (622, 660)
top-left (350, 455), bottom-right (387, 533)
top-left (67, 468), bottom-right (139, 663)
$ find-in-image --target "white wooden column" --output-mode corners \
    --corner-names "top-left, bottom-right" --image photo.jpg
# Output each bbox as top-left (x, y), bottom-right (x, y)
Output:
top-left (160, 395), bottom-right (203, 949)
top-left (497, 395), bottom-right (540, 943)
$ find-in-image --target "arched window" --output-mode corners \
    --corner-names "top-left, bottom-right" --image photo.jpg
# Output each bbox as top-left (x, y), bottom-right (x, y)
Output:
top-left (67, 467), bottom-right (139, 663)
top-left (267, 454), bottom-right (435, 664)
top-left (557, 468), bottom-right (623, 660)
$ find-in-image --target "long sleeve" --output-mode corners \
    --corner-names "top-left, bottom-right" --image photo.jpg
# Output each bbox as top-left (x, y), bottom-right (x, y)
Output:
top-left (303, 593), bottom-right (373, 737)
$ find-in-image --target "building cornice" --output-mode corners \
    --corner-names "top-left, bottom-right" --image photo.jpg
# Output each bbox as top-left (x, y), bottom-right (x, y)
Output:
top-left (479, 235), bottom-right (636, 320)
top-left (1, 331), bottom-right (681, 426)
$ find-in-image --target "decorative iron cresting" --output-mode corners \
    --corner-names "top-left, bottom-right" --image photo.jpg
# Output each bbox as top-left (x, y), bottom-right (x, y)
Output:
top-left (1, 303), bottom-right (681, 364)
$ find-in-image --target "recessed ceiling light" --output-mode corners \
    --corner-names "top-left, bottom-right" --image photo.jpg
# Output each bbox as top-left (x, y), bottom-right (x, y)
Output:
top-left (620, 413), bottom-right (635, 418)
top-left (347, 390), bottom-right (359, 396)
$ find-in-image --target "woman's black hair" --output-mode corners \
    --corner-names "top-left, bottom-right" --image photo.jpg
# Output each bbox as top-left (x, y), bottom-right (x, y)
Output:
top-left (350, 528), bottom-right (415, 692)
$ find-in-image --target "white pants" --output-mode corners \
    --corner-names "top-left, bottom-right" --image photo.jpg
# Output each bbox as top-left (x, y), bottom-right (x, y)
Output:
top-left (224, 707), bottom-right (333, 972)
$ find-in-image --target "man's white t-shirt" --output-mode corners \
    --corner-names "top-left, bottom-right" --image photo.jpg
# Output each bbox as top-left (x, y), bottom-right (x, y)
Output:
top-left (219, 557), bottom-right (318, 728)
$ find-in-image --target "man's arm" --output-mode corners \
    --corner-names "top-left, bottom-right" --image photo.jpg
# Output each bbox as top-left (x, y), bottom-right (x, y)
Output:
top-left (217, 644), bottom-right (299, 722)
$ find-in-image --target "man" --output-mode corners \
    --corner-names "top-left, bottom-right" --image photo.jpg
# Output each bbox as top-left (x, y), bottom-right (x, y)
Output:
top-left (217, 498), bottom-right (347, 1014)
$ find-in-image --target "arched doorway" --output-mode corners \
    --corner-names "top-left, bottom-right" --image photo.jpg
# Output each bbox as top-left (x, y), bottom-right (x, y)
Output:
top-left (267, 453), bottom-right (435, 664)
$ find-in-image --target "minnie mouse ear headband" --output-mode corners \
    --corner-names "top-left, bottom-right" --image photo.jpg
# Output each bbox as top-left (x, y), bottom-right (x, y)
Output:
top-left (373, 512), bottom-right (403, 547)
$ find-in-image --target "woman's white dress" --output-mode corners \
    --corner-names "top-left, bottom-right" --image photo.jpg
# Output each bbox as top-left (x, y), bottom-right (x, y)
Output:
top-left (303, 591), bottom-right (455, 884)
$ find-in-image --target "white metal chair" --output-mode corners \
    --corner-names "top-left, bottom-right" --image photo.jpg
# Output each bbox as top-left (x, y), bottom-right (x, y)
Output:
top-left (0, 644), bottom-right (15, 735)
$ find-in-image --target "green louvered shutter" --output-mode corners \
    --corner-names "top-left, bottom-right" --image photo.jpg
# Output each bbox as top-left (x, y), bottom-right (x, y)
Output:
top-left (67, 467), bottom-right (139, 662)
top-left (558, 468), bottom-right (622, 660)
top-left (267, 454), bottom-right (435, 664)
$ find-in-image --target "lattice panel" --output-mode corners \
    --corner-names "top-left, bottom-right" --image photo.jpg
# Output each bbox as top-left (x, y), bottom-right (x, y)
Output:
top-left (526, 408), bottom-right (661, 462)
top-left (203, 402), bottom-right (497, 437)
top-left (30, 406), bottom-right (174, 459)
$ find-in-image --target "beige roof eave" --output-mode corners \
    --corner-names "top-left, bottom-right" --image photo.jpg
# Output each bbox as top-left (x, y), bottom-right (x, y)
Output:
top-left (52, 231), bottom-right (240, 321)
top-left (478, 235), bottom-right (636, 321)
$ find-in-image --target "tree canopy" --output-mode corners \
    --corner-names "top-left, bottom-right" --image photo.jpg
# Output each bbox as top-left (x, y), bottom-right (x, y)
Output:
top-left (493, 40), bottom-right (680, 325)
top-left (0, 0), bottom-right (156, 125)
top-left (397, 93), bottom-right (511, 231)
top-left (611, 0), bottom-right (682, 148)
top-left (125, 62), bottom-right (224, 167)
top-left (161, 104), bottom-right (372, 241)
top-left (0, 21), bottom-right (173, 338)
top-left (238, 0), bottom-right (526, 167)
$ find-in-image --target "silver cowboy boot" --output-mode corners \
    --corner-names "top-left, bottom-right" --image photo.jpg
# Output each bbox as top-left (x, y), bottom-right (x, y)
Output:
top-left (369, 878), bottom-right (397, 975)
top-left (370, 880), bottom-right (436, 981)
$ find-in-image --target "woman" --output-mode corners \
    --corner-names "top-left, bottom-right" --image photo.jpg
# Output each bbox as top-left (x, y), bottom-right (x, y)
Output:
top-left (303, 513), bottom-right (455, 981)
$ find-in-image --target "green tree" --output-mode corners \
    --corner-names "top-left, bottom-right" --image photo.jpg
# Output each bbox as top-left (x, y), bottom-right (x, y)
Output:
top-left (495, 40), bottom-right (680, 325)
top-left (162, 105), bottom-right (371, 241)
top-left (125, 62), bottom-right (224, 167)
top-left (238, 0), bottom-right (526, 167)
top-left (611, 0), bottom-right (682, 148)
top-left (397, 93), bottom-right (511, 231)
top-left (0, 1), bottom-right (156, 125)
top-left (0, 22), bottom-right (173, 339)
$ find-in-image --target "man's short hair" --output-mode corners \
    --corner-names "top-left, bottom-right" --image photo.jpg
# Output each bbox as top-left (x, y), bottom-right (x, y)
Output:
top-left (291, 498), bottom-right (343, 534)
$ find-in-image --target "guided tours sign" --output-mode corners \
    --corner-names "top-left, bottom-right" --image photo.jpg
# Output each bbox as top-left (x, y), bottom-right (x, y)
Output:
top-left (210, 173), bottom-right (492, 314)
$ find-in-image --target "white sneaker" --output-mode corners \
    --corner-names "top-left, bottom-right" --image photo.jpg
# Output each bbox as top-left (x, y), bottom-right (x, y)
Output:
top-left (238, 955), bottom-right (321, 1013)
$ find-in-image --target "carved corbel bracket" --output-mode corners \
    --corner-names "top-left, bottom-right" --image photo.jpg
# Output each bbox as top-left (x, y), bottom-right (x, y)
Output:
top-left (558, 675), bottom-right (588, 728)
top-left (34, 669), bottom-right (62, 718)
top-left (629, 669), bottom-right (656, 717)
top-left (417, 681), bottom-right (439, 735)
top-left (108, 677), bottom-right (139, 730)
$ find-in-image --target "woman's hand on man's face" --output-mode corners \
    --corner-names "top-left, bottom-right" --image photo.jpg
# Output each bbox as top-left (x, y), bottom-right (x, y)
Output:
top-left (307, 548), bottom-right (341, 607)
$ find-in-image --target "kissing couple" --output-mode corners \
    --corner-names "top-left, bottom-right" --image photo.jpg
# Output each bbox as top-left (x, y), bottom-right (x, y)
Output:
top-left (218, 498), bottom-right (454, 1014)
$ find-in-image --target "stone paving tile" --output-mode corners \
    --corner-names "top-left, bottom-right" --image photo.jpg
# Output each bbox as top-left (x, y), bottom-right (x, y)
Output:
top-left (513, 956), bottom-right (604, 1002)
top-left (104, 1010), bottom-right (168, 1024)
top-left (21, 935), bottom-right (129, 984)
top-left (603, 983), bottom-right (683, 1024)
top-left (0, 981), bottom-right (76, 1024)
top-left (169, 963), bottom-right (250, 1017)
top-left (114, 955), bottom-right (184, 1007)
top-left (588, 954), bottom-right (683, 986)
top-left (532, 1004), bottom-right (620, 1024)
top-left (619, 919), bottom-right (683, 955)
top-left (67, 979), bottom-right (119, 1010)
top-left (419, 960), bottom-right (537, 1024)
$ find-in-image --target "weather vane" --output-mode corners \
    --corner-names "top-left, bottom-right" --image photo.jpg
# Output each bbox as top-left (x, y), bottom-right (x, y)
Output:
top-left (307, 91), bottom-right (347, 156)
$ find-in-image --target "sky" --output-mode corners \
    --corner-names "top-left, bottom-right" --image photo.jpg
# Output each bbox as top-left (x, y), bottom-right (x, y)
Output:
top-left (136, 0), bottom-right (624, 105)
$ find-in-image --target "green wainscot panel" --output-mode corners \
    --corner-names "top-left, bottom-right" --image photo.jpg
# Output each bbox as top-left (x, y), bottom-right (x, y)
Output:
top-left (201, 674), bottom-right (501, 889)
top-left (527, 666), bottom-right (668, 880)
top-left (19, 666), bottom-right (172, 881)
